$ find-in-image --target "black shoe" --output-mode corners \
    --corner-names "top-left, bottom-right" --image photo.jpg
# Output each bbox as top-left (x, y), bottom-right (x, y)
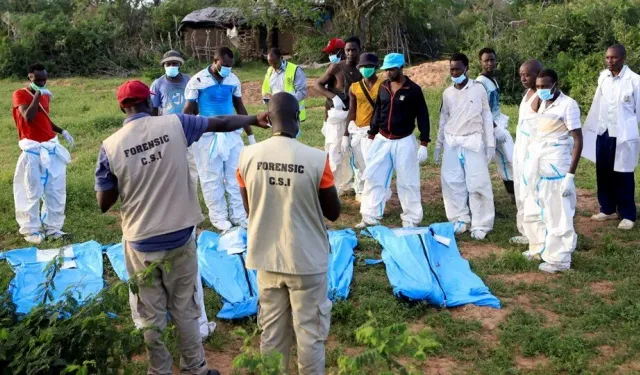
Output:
top-left (207, 370), bottom-right (221, 375)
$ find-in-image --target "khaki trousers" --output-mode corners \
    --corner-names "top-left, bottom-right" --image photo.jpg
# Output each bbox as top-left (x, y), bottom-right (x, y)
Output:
top-left (257, 271), bottom-right (332, 375)
top-left (125, 238), bottom-right (208, 375)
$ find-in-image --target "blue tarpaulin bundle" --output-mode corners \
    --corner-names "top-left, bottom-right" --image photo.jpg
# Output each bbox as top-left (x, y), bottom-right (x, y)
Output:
top-left (327, 229), bottom-right (357, 301)
top-left (363, 224), bottom-right (501, 309)
top-left (0, 241), bottom-right (104, 314)
top-left (197, 229), bottom-right (259, 320)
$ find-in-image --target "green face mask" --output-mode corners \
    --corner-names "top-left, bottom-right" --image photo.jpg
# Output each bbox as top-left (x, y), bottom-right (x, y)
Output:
top-left (359, 67), bottom-right (376, 79)
top-left (30, 82), bottom-right (45, 91)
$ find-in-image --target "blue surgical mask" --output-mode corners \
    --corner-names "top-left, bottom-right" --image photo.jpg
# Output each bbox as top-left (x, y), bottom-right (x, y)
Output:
top-left (329, 54), bottom-right (340, 64)
top-left (218, 66), bottom-right (232, 78)
top-left (537, 85), bottom-right (556, 101)
top-left (165, 66), bottom-right (180, 78)
top-left (451, 71), bottom-right (467, 85)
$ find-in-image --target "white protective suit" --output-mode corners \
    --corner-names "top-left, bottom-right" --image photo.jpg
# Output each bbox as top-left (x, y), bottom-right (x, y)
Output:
top-left (476, 75), bottom-right (515, 183)
top-left (323, 109), bottom-right (353, 194)
top-left (439, 80), bottom-right (495, 232)
top-left (360, 134), bottom-right (423, 225)
top-left (513, 91), bottom-right (538, 235)
top-left (192, 131), bottom-right (246, 225)
top-left (348, 121), bottom-right (370, 194)
top-left (522, 93), bottom-right (581, 268)
top-left (14, 137), bottom-right (70, 236)
top-left (130, 269), bottom-right (216, 340)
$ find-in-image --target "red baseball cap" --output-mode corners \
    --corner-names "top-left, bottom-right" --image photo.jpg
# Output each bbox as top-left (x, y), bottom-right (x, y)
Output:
top-left (322, 38), bottom-right (345, 54)
top-left (117, 80), bottom-right (154, 108)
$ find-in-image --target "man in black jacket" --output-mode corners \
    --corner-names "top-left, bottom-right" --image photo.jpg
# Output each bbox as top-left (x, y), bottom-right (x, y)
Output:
top-left (357, 53), bottom-right (430, 228)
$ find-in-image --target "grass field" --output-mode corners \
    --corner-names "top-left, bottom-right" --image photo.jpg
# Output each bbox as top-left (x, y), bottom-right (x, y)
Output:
top-left (1, 62), bottom-right (640, 374)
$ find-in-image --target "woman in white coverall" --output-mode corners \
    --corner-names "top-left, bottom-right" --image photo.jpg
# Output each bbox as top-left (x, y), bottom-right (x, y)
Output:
top-left (522, 69), bottom-right (583, 273)
top-left (510, 60), bottom-right (543, 245)
top-left (435, 53), bottom-right (495, 240)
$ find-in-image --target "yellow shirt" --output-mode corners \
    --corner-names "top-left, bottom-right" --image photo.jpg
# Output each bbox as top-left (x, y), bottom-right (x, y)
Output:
top-left (350, 78), bottom-right (382, 127)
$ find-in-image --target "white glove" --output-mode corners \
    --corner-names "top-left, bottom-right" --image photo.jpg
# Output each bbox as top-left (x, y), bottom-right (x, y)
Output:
top-left (486, 147), bottom-right (495, 163)
top-left (332, 95), bottom-right (345, 110)
top-left (434, 146), bottom-right (442, 165)
top-left (417, 145), bottom-right (428, 163)
top-left (494, 126), bottom-right (508, 144)
top-left (248, 135), bottom-right (256, 145)
top-left (561, 173), bottom-right (575, 197)
top-left (39, 88), bottom-right (54, 98)
top-left (62, 130), bottom-right (74, 148)
top-left (341, 136), bottom-right (350, 154)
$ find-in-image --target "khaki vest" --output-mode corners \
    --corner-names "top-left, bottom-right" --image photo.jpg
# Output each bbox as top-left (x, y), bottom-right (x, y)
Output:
top-left (103, 115), bottom-right (204, 241)
top-left (239, 136), bottom-right (330, 275)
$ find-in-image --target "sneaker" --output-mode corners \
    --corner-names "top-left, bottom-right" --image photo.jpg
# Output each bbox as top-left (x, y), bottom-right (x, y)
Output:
top-left (539, 262), bottom-right (569, 274)
top-left (522, 250), bottom-right (541, 261)
top-left (591, 212), bottom-right (618, 222)
top-left (510, 236), bottom-right (529, 245)
top-left (618, 219), bottom-right (635, 230)
top-left (402, 221), bottom-right (417, 228)
top-left (453, 222), bottom-right (469, 234)
top-left (24, 233), bottom-right (44, 244)
top-left (355, 193), bottom-right (362, 202)
top-left (212, 220), bottom-right (232, 231)
top-left (46, 230), bottom-right (68, 240)
top-left (355, 218), bottom-right (380, 229)
top-left (207, 370), bottom-right (221, 375)
top-left (471, 230), bottom-right (487, 240)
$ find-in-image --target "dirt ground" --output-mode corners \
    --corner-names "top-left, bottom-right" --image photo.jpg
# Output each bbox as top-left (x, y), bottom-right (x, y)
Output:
top-left (240, 60), bottom-right (450, 105)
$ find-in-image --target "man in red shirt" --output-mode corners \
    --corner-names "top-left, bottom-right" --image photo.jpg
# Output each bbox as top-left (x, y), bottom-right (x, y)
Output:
top-left (12, 63), bottom-right (74, 244)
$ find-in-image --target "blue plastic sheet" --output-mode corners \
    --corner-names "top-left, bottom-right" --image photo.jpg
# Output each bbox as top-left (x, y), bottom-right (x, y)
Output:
top-left (1, 241), bottom-right (105, 314)
top-left (105, 243), bottom-right (128, 281)
top-left (327, 229), bottom-right (357, 301)
top-left (363, 224), bottom-right (501, 309)
top-left (197, 229), bottom-right (258, 320)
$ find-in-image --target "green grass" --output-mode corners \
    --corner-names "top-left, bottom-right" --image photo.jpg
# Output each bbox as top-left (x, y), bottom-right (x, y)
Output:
top-left (1, 62), bottom-right (640, 374)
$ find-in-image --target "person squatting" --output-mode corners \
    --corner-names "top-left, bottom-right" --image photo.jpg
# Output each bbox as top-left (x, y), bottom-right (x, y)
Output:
top-left (10, 40), bottom-right (639, 375)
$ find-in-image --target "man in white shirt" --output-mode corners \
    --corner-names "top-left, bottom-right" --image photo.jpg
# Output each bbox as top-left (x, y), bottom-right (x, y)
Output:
top-left (584, 44), bottom-right (640, 230)
top-left (522, 69), bottom-right (583, 273)
top-left (435, 53), bottom-right (495, 240)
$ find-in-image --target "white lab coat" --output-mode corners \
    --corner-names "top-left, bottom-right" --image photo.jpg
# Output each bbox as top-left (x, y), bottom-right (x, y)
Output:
top-left (583, 66), bottom-right (640, 172)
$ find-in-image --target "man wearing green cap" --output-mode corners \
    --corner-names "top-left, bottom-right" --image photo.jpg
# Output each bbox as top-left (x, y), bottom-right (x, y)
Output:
top-left (358, 52), bottom-right (430, 228)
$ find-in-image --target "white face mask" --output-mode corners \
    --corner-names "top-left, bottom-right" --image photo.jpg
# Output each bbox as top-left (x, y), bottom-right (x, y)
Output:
top-left (165, 66), bottom-right (180, 78)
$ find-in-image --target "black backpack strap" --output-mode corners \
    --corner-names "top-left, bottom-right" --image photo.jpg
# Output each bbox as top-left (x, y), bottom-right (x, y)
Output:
top-left (359, 80), bottom-right (376, 108)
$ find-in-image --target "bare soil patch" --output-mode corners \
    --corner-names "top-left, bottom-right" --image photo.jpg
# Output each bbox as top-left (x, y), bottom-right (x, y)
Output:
top-left (590, 280), bottom-right (615, 298)
top-left (516, 355), bottom-right (549, 370)
top-left (490, 272), bottom-right (555, 285)
top-left (203, 351), bottom-right (235, 375)
top-left (458, 242), bottom-right (506, 260)
top-left (405, 60), bottom-right (450, 89)
top-left (424, 357), bottom-right (458, 375)
top-left (575, 189), bottom-right (606, 239)
top-left (241, 78), bottom-right (324, 106)
top-left (507, 295), bottom-right (560, 326)
top-left (616, 360), bottom-right (640, 374)
top-left (451, 304), bottom-right (510, 331)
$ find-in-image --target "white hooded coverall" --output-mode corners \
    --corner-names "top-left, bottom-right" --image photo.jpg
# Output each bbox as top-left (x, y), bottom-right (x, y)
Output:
top-left (192, 132), bottom-right (246, 224)
top-left (513, 91), bottom-right (538, 235)
top-left (522, 93), bottom-right (581, 268)
top-left (476, 75), bottom-right (515, 183)
top-left (14, 137), bottom-right (70, 236)
top-left (323, 109), bottom-right (354, 194)
top-left (439, 80), bottom-right (495, 232)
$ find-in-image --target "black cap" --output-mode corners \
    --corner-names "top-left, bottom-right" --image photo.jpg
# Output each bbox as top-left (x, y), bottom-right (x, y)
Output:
top-left (357, 53), bottom-right (379, 68)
